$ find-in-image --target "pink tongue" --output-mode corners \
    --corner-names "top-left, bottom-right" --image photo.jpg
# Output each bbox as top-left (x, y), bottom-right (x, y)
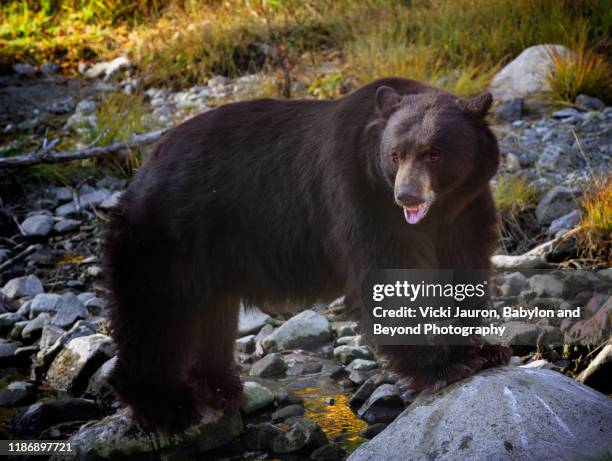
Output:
top-left (404, 206), bottom-right (425, 224)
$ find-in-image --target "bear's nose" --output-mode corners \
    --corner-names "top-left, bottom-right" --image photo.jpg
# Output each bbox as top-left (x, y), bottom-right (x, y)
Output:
top-left (396, 191), bottom-right (425, 207)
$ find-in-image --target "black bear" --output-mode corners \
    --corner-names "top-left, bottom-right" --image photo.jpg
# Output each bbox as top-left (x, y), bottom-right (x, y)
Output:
top-left (104, 77), bottom-right (511, 431)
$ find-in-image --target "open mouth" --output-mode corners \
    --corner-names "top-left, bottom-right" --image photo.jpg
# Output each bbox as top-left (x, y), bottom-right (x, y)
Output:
top-left (403, 202), bottom-right (429, 224)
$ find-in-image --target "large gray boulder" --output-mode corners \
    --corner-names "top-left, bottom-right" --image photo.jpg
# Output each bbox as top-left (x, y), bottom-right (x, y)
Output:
top-left (63, 408), bottom-right (241, 460)
top-left (490, 44), bottom-right (575, 101)
top-left (348, 367), bottom-right (612, 461)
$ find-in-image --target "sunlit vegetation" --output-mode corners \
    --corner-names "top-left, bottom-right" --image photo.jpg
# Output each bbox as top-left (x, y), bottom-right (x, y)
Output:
top-left (1, 0), bottom-right (610, 98)
top-left (493, 175), bottom-right (543, 254)
top-left (577, 176), bottom-right (612, 266)
top-left (547, 38), bottom-right (612, 105)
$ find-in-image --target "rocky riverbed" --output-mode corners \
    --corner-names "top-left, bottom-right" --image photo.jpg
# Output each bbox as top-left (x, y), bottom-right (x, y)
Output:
top-left (1, 44), bottom-right (611, 460)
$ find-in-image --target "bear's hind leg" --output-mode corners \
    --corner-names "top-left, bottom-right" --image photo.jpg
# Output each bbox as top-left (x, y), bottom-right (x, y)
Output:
top-left (107, 305), bottom-right (205, 431)
top-left (187, 296), bottom-right (243, 411)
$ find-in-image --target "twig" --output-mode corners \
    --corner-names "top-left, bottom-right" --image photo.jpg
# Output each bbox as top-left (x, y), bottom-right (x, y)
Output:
top-left (0, 129), bottom-right (166, 169)
top-left (0, 244), bottom-right (40, 273)
top-left (571, 129), bottom-right (595, 180)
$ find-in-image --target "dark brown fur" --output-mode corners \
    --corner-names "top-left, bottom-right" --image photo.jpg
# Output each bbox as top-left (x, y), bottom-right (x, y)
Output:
top-left (103, 77), bottom-right (510, 431)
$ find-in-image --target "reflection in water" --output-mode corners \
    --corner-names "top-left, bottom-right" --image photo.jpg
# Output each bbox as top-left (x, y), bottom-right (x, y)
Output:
top-left (295, 387), bottom-right (368, 452)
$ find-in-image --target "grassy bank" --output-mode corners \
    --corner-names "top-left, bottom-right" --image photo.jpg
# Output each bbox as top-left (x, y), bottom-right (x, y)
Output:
top-left (1, 0), bottom-right (610, 97)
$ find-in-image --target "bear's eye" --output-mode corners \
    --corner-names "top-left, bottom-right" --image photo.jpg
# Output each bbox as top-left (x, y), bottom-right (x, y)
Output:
top-left (426, 152), bottom-right (440, 163)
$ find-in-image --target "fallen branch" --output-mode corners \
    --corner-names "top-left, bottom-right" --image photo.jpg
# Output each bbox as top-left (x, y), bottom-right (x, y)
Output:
top-left (0, 130), bottom-right (166, 169)
top-left (0, 244), bottom-right (40, 273)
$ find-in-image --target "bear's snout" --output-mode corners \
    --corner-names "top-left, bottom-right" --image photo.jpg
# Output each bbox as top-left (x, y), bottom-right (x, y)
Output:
top-left (395, 187), bottom-right (426, 207)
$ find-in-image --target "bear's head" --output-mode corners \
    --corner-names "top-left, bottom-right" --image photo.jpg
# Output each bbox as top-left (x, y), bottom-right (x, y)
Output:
top-left (374, 85), bottom-right (498, 224)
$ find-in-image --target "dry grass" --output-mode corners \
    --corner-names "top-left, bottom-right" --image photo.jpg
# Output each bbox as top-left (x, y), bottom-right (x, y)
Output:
top-left (547, 39), bottom-right (612, 104)
top-left (494, 175), bottom-right (540, 218)
top-left (577, 176), bottom-right (612, 265)
top-left (493, 175), bottom-right (543, 254)
top-left (2, 0), bottom-right (610, 99)
top-left (344, 0), bottom-right (610, 96)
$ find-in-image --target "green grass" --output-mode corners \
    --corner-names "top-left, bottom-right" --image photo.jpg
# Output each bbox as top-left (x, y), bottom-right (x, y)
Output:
top-left (1, 0), bottom-right (610, 99)
top-left (494, 175), bottom-right (543, 254)
top-left (494, 175), bottom-right (540, 218)
top-left (84, 91), bottom-right (149, 175)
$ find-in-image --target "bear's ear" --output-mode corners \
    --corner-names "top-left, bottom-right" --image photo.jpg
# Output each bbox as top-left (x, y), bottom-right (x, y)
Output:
top-left (457, 92), bottom-right (492, 118)
top-left (376, 86), bottom-right (402, 114)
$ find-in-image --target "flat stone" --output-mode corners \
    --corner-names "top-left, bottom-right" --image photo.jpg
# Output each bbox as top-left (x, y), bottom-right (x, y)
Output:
top-left (0, 339), bottom-right (21, 366)
top-left (13, 63), bottom-right (36, 76)
top-left (54, 218), bottom-right (82, 233)
top-left (536, 145), bottom-right (578, 173)
top-left (348, 370), bottom-right (370, 386)
top-left (535, 186), bottom-right (581, 224)
top-left (349, 379), bottom-right (377, 408)
top-left (310, 444), bottom-right (347, 461)
top-left (22, 313), bottom-right (51, 339)
top-left (243, 422), bottom-right (283, 451)
top-left (262, 310), bottom-right (332, 352)
top-left (0, 382), bottom-right (36, 407)
top-left (50, 292), bottom-right (88, 329)
top-left (286, 361), bottom-right (323, 376)
top-left (238, 306), bottom-right (271, 336)
top-left (331, 321), bottom-right (358, 337)
top-left (348, 367), bottom-right (612, 461)
top-left (488, 321), bottom-right (563, 347)
top-left (85, 56), bottom-right (131, 80)
top-left (357, 384), bottom-right (404, 424)
top-left (495, 98), bottom-right (523, 121)
top-left (20, 214), bottom-right (54, 236)
top-left (69, 407), bottom-right (241, 458)
top-left (496, 272), bottom-right (528, 297)
top-left (45, 334), bottom-right (115, 395)
top-left (334, 345), bottom-right (373, 365)
top-left (272, 418), bottom-right (328, 453)
top-left (2, 275), bottom-right (44, 299)
top-left (552, 108), bottom-right (580, 118)
top-left (575, 94), bottom-right (605, 111)
top-left (0, 312), bottom-right (23, 331)
top-left (271, 404), bottom-right (305, 423)
top-left (528, 274), bottom-right (566, 298)
top-left (30, 293), bottom-right (62, 317)
top-left (8, 398), bottom-right (100, 437)
top-left (84, 356), bottom-right (117, 406)
top-left (249, 353), bottom-right (287, 378)
top-left (51, 187), bottom-right (73, 202)
top-left (236, 334), bottom-right (256, 353)
top-left (33, 322), bottom-right (97, 380)
top-left (242, 381), bottom-right (275, 413)
top-left (347, 359), bottom-right (378, 371)
top-left (360, 423), bottom-right (387, 440)
top-left (548, 210), bottom-right (580, 236)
